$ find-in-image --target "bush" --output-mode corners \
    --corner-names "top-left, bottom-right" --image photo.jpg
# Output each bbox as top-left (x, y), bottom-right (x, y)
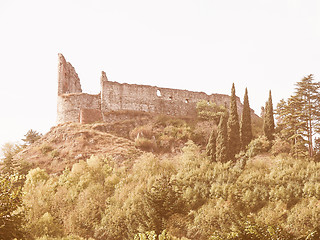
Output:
top-left (130, 125), bottom-right (154, 140)
top-left (271, 136), bottom-right (291, 156)
top-left (40, 144), bottom-right (54, 155)
top-left (196, 100), bottom-right (227, 123)
top-left (50, 149), bottom-right (59, 159)
top-left (0, 173), bottom-right (25, 239)
top-left (130, 118), bottom-right (196, 153)
top-left (36, 236), bottom-right (89, 240)
top-left (134, 230), bottom-right (175, 240)
top-left (246, 136), bottom-right (271, 158)
top-left (135, 137), bottom-right (157, 152)
top-left (209, 219), bottom-right (293, 240)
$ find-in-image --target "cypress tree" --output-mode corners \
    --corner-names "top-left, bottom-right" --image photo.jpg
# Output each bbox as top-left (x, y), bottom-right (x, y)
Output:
top-left (227, 83), bottom-right (241, 160)
top-left (216, 114), bottom-right (228, 162)
top-left (263, 90), bottom-right (275, 141)
top-left (240, 88), bottom-right (252, 150)
top-left (206, 129), bottom-right (216, 161)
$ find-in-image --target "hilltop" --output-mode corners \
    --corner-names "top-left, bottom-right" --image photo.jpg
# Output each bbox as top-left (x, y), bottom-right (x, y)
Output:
top-left (13, 108), bottom-right (263, 175)
top-left (13, 111), bottom-right (155, 174)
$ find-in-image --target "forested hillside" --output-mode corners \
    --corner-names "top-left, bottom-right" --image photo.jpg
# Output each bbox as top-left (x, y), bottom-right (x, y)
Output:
top-left (2, 76), bottom-right (320, 240)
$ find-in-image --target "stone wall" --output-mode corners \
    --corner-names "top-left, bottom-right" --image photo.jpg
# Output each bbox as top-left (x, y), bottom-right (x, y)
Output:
top-left (80, 109), bottom-right (103, 124)
top-left (57, 54), bottom-right (253, 124)
top-left (100, 79), bottom-right (236, 117)
top-left (58, 53), bottom-right (82, 95)
top-left (57, 93), bottom-right (101, 124)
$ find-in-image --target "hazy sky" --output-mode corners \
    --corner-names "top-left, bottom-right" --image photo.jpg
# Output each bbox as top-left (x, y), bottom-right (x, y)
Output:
top-left (1, 0), bottom-right (320, 151)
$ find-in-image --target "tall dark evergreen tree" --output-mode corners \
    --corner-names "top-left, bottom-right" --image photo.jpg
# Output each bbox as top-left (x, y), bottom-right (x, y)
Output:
top-left (216, 114), bottom-right (229, 162)
top-left (227, 83), bottom-right (240, 160)
top-left (240, 88), bottom-right (252, 150)
top-left (263, 90), bottom-right (275, 141)
top-left (206, 129), bottom-right (216, 161)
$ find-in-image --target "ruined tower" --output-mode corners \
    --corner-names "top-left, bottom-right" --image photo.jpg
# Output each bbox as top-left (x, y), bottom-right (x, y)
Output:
top-left (57, 53), bottom-right (82, 95)
top-left (57, 54), bottom-right (101, 124)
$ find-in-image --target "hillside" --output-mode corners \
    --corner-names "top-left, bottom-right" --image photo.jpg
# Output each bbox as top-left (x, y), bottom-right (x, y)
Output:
top-left (14, 121), bottom-right (143, 174)
top-left (4, 110), bottom-right (276, 240)
top-left (13, 111), bottom-right (195, 174)
top-left (14, 109), bottom-right (262, 175)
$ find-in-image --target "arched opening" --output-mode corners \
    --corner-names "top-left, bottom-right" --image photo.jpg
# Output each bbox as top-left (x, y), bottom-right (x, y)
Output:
top-left (157, 89), bottom-right (162, 97)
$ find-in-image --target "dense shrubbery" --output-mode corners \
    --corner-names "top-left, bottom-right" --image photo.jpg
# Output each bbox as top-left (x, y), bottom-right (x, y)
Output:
top-left (0, 173), bottom-right (25, 239)
top-left (2, 84), bottom-right (320, 240)
top-left (246, 136), bottom-right (271, 158)
top-left (1, 141), bottom-right (318, 239)
top-left (196, 100), bottom-right (227, 124)
top-left (130, 116), bottom-right (200, 153)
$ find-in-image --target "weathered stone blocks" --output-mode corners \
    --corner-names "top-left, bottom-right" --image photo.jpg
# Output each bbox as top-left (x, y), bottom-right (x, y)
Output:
top-left (57, 54), bottom-right (251, 124)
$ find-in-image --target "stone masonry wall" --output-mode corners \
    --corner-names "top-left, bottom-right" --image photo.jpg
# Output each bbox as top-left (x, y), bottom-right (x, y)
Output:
top-left (58, 53), bottom-right (82, 95)
top-left (57, 93), bottom-right (100, 124)
top-left (57, 54), bottom-right (253, 124)
top-left (100, 80), bottom-right (237, 117)
top-left (80, 109), bottom-right (103, 124)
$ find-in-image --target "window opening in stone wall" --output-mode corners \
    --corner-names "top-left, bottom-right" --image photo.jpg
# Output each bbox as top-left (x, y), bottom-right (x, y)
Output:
top-left (157, 89), bottom-right (162, 97)
top-left (185, 99), bottom-right (189, 103)
top-left (169, 96), bottom-right (173, 100)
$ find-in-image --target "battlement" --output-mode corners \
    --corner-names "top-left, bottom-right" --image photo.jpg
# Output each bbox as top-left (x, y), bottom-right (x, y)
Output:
top-left (57, 54), bottom-right (247, 124)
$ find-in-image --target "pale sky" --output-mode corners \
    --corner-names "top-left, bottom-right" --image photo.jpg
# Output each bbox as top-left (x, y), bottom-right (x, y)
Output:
top-left (1, 0), bottom-right (320, 152)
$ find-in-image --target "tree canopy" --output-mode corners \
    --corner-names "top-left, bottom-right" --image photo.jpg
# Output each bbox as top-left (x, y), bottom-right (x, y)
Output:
top-left (240, 88), bottom-right (252, 150)
top-left (263, 90), bottom-right (275, 141)
top-left (276, 74), bottom-right (320, 157)
top-left (227, 83), bottom-right (240, 160)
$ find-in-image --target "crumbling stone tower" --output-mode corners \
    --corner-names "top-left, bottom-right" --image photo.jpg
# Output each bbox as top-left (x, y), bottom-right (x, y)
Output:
top-left (57, 54), bottom-right (248, 124)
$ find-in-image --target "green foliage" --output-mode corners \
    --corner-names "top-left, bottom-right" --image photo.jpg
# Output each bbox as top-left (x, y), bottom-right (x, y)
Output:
top-left (22, 129), bottom-right (43, 146)
top-left (196, 100), bottom-right (227, 123)
top-left (227, 83), bottom-right (241, 160)
top-left (276, 75), bottom-right (320, 157)
top-left (22, 156), bottom-right (118, 239)
top-left (135, 136), bottom-right (157, 152)
top-left (294, 74), bottom-right (320, 156)
top-left (131, 117), bottom-right (196, 153)
top-left (1, 142), bottom-right (23, 174)
top-left (144, 175), bottom-right (186, 234)
top-left (0, 173), bottom-right (25, 239)
top-left (36, 236), bottom-right (89, 240)
top-left (40, 143), bottom-right (54, 154)
top-left (210, 219), bottom-right (293, 240)
top-left (50, 149), bottom-right (60, 159)
top-left (263, 90), bottom-right (275, 141)
top-left (134, 230), bottom-right (174, 240)
top-left (206, 129), bottom-right (216, 161)
top-left (271, 136), bottom-right (291, 156)
top-left (17, 131), bottom-right (320, 239)
top-left (216, 114), bottom-right (229, 162)
top-left (246, 136), bottom-right (271, 158)
top-left (240, 88), bottom-right (252, 150)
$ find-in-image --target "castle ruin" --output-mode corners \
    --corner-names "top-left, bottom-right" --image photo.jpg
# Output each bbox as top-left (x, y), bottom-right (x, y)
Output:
top-left (57, 54), bottom-right (248, 124)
